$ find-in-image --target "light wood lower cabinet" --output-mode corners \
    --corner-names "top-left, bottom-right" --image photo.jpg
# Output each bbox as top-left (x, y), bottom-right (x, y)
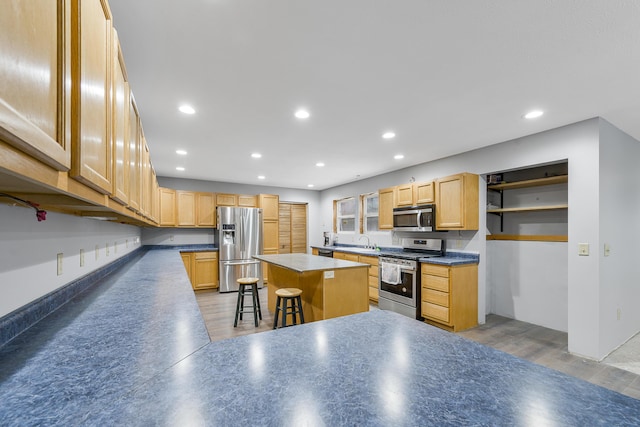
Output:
top-left (332, 251), bottom-right (379, 302)
top-left (421, 263), bottom-right (477, 332)
top-left (358, 255), bottom-right (379, 302)
top-left (181, 251), bottom-right (218, 290)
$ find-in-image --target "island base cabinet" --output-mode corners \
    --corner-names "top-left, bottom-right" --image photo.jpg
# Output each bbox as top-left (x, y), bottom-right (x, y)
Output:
top-left (421, 263), bottom-right (477, 332)
top-left (266, 265), bottom-right (368, 324)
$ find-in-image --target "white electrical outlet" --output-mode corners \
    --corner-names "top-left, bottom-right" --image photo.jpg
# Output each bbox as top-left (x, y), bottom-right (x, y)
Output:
top-left (80, 249), bottom-right (85, 267)
top-left (95, 245), bottom-right (99, 260)
top-left (126, 239), bottom-right (129, 248)
top-left (324, 270), bottom-right (335, 279)
top-left (170, 235), bottom-right (174, 241)
top-left (114, 242), bottom-right (117, 254)
top-left (604, 243), bottom-right (611, 257)
top-left (578, 243), bottom-right (589, 256)
top-left (57, 253), bottom-right (63, 275)
top-left (106, 243), bottom-right (109, 256)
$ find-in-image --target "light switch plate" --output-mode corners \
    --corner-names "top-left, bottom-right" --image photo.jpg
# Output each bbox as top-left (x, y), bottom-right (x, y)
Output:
top-left (57, 253), bottom-right (63, 275)
top-left (578, 243), bottom-right (589, 256)
top-left (324, 270), bottom-right (335, 279)
top-left (604, 243), bottom-right (611, 257)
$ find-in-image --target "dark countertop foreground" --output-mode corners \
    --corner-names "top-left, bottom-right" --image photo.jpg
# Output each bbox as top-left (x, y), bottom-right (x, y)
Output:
top-left (1, 249), bottom-right (638, 426)
top-left (254, 253), bottom-right (369, 272)
top-left (313, 244), bottom-right (479, 266)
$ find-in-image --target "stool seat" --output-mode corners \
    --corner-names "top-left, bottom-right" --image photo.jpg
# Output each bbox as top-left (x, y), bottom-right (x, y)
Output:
top-left (234, 277), bottom-right (262, 327)
top-left (273, 287), bottom-right (304, 329)
top-left (275, 288), bottom-right (302, 298)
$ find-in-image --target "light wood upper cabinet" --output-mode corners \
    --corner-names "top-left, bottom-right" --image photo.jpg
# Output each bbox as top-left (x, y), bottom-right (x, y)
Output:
top-left (140, 138), bottom-right (151, 218)
top-left (159, 187), bottom-right (176, 226)
top-left (435, 172), bottom-right (479, 230)
top-left (110, 32), bottom-right (128, 206)
top-left (259, 194), bottom-right (279, 221)
top-left (216, 193), bottom-right (237, 207)
top-left (378, 187), bottom-right (394, 230)
top-left (395, 184), bottom-right (414, 207)
top-left (177, 190), bottom-right (196, 226)
top-left (127, 93), bottom-right (141, 213)
top-left (197, 192), bottom-right (216, 227)
top-left (238, 194), bottom-right (257, 207)
top-left (395, 181), bottom-right (434, 208)
top-left (415, 181), bottom-right (435, 205)
top-left (0, 0), bottom-right (72, 171)
top-left (70, 0), bottom-right (113, 194)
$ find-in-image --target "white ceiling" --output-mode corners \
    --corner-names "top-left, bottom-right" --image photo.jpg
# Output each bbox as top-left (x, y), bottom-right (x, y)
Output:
top-left (108, 0), bottom-right (640, 190)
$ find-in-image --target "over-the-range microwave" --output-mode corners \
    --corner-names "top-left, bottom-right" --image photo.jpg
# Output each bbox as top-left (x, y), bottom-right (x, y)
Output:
top-left (392, 204), bottom-right (435, 232)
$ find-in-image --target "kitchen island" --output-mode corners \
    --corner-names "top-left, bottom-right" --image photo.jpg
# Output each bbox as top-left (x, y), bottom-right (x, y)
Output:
top-left (253, 253), bottom-right (370, 322)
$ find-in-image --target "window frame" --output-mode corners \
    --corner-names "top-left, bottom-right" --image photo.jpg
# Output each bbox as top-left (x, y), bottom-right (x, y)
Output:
top-left (333, 196), bottom-right (357, 233)
top-left (359, 192), bottom-right (379, 234)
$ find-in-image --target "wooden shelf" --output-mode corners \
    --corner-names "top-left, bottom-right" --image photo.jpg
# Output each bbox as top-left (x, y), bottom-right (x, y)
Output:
top-left (487, 175), bottom-right (568, 191)
top-left (486, 234), bottom-right (568, 242)
top-left (487, 204), bottom-right (568, 213)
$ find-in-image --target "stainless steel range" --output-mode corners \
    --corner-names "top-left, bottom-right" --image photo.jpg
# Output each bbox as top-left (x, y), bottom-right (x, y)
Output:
top-left (378, 238), bottom-right (444, 319)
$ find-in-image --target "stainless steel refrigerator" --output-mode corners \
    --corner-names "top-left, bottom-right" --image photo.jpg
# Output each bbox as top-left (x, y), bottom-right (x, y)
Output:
top-left (218, 207), bottom-right (264, 292)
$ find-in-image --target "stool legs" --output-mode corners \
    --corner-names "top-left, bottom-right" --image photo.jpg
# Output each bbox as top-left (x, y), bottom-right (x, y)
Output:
top-left (234, 283), bottom-right (261, 327)
top-left (273, 294), bottom-right (305, 329)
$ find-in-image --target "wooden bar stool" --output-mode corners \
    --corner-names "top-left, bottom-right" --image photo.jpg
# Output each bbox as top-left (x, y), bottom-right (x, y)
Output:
top-left (234, 277), bottom-right (262, 327)
top-left (273, 288), bottom-right (304, 329)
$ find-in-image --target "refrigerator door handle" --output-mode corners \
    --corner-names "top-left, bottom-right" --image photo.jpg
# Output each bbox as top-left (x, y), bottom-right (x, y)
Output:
top-left (222, 260), bottom-right (261, 266)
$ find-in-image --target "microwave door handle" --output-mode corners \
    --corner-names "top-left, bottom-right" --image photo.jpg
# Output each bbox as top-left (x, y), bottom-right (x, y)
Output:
top-left (416, 210), bottom-right (422, 228)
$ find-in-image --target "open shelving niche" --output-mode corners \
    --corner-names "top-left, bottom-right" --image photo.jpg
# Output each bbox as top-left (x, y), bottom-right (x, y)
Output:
top-left (486, 164), bottom-right (568, 242)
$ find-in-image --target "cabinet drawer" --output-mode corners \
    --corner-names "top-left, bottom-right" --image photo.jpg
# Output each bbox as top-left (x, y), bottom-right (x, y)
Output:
top-left (368, 275), bottom-right (379, 289)
top-left (344, 253), bottom-right (359, 262)
top-left (423, 288), bottom-right (449, 307)
top-left (195, 251), bottom-right (217, 261)
top-left (422, 302), bottom-right (450, 323)
top-left (368, 286), bottom-right (379, 301)
top-left (421, 263), bottom-right (449, 278)
top-left (422, 274), bottom-right (450, 292)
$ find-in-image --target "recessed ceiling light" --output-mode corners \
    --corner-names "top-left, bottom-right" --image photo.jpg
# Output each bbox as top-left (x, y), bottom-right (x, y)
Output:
top-left (176, 166), bottom-right (185, 171)
top-left (523, 110), bottom-right (544, 119)
top-left (178, 105), bottom-right (196, 115)
top-left (382, 132), bottom-right (396, 139)
top-left (307, 184), bottom-right (314, 188)
top-left (251, 153), bottom-right (262, 158)
top-left (394, 154), bottom-right (404, 160)
top-left (176, 149), bottom-right (187, 155)
top-left (295, 109), bottom-right (310, 119)
top-left (257, 175), bottom-right (266, 180)
top-left (316, 162), bottom-right (325, 167)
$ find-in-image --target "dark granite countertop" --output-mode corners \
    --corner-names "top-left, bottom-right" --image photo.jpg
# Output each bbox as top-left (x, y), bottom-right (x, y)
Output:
top-left (149, 244), bottom-right (218, 252)
top-left (0, 248), bottom-right (638, 425)
top-left (313, 245), bottom-right (479, 265)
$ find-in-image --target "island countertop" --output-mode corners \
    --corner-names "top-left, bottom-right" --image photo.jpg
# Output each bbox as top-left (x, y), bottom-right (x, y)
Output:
top-left (253, 253), bottom-right (369, 273)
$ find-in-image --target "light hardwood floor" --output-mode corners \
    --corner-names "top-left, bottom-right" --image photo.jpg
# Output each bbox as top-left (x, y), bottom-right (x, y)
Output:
top-left (194, 289), bottom-right (640, 400)
top-left (458, 314), bottom-right (640, 400)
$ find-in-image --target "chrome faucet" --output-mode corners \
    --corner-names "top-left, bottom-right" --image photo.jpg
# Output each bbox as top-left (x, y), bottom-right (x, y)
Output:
top-left (358, 235), bottom-right (373, 249)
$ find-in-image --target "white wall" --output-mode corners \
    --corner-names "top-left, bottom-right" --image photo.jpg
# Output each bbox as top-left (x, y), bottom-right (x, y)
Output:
top-left (598, 119), bottom-right (640, 356)
top-left (488, 241), bottom-right (568, 331)
top-left (0, 204), bottom-right (141, 318)
top-left (317, 118), bottom-right (610, 358)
